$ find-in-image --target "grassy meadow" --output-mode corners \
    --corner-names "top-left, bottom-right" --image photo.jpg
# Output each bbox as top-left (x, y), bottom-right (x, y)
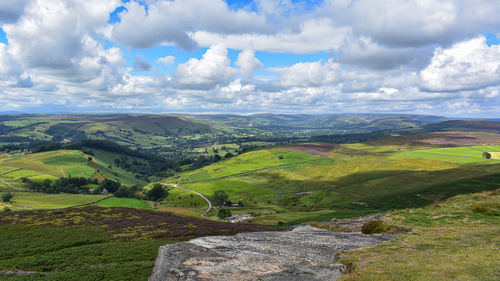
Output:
top-left (163, 136), bottom-right (500, 225)
top-left (338, 190), bottom-right (500, 281)
top-left (0, 192), bottom-right (107, 211)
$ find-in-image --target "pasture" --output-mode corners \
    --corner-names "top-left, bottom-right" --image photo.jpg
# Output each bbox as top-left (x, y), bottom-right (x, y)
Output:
top-left (6, 192), bottom-right (106, 210)
top-left (0, 150), bottom-right (95, 178)
top-left (166, 140), bottom-right (500, 224)
top-left (96, 197), bottom-right (152, 209)
top-left (391, 146), bottom-right (500, 164)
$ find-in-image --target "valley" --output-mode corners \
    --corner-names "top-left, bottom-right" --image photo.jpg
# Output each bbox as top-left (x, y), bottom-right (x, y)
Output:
top-left (0, 114), bottom-right (499, 280)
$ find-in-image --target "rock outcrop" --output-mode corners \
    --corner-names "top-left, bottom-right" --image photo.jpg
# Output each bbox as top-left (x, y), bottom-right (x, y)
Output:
top-left (149, 225), bottom-right (394, 281)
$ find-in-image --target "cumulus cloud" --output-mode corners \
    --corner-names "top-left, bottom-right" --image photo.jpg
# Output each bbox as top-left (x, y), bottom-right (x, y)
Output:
top-left (337, 36), bottom-right (433, 70)
top-left (274, 59), bottom-right (340, 87)
top-left (192, 18), bottom-right (348, 54)
top-left (0, 0), bottom-right (499, 117)
top-left (235, 48), bottom-right (262, 79)
top-left (174, 44), bottom-right (235, 89)
top-left (110, 0), bottom-right (268, 50)
top-left (420, 37), bottom-right (500, 91)
top-left (0, 0), bottom-right (29, 24)
top-left (157, 56), bottom-right (175, 66)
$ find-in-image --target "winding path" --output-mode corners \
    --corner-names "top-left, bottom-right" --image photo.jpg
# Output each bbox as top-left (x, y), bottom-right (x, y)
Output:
top-left (163, 183), bottom-right (212, 217)
top-left (0, 179), bottom-right (24, 191)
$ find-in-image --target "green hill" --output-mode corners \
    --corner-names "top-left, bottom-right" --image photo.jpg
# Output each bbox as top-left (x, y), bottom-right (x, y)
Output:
top-left (164, 134), bottom-right (500, 225)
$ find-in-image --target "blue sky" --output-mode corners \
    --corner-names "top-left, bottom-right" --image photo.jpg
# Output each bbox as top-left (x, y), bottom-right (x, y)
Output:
top-left (0, 0), bottom-right (499, 117)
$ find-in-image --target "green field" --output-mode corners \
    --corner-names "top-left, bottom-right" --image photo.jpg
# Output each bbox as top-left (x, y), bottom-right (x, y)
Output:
top-left (391, 146), bottom-right (500, 164)
top-left (1, 192), bottom-right (106, 210)
top-left (166, 142), bottom-right (500, 224)
top-left (161, 188), bottom-right (208, 209)
top-left (188, 177), bottom-right (275, 199)
top-left (175, 149), bottom-right (324, 184)
top-left (96, 197), bottom-right (152, 209)
top-left (0, 150), bottom-right (94, 178)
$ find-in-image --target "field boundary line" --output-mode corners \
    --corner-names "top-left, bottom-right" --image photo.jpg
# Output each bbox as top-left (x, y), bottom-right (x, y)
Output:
top-left (0, 179), bottom-right (25, 191)
top-left (65, 196), bottom-right (113, 209)
top-left (181, 159), bottom-right (325, 185)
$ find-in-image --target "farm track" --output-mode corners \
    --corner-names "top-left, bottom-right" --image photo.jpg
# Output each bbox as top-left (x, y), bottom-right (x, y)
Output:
top-left (0, 179), bottom-right (24, 191)
top-left (164, 183), bottom-right (212, 217)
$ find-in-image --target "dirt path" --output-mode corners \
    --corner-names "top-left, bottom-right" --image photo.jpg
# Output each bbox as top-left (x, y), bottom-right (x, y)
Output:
top-left (0, 179), bottom-right (24, 191)
top-left (164, 183), bottom-right (212, 217)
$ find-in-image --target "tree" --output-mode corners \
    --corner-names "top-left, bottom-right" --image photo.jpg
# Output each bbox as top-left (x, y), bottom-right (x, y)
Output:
top-left (100, 179), bottom-right (120, 193)
top-left (147, 183), bottom-right (167, 201)
top-left (217, 208), bottom-right (232, 218)
top-left (211, 190), bottom-right (229, 208)
top-left (224, 152), bottom-right (233, 159)
top-left (483, 152), bottom-right (492, 159)
top-left (1, 192), bottom-right (13, 203)
top-left (114, 187), bottom-right (132, 198)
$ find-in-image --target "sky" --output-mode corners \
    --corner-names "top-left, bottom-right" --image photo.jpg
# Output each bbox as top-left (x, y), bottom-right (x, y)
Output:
top-left (0, 0), bottom-right (499, 117)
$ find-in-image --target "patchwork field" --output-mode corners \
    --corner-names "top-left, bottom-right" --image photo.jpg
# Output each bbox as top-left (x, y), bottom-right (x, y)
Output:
top-left (164, 132), bottom-right (500, 225)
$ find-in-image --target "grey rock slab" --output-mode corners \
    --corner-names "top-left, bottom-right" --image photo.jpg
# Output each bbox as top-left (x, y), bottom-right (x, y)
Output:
top-left (150, 225), bottom-right (394, 281)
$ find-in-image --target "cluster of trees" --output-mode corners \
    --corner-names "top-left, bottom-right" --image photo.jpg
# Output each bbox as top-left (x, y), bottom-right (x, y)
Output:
top-left (23, 177), bottom-right (122, 195)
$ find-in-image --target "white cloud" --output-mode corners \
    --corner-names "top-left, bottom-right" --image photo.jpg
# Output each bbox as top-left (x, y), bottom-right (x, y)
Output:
top-left (192, 18), bottom-right (348, 54)
top-left (173, 44), bottom-right (235, 89)
top-left (235, 48), bottom-right (262, 79)
top-left (420, 37), bottom-right (500, 91)
top-left (110, 0), bottom-right (268, 50)
top-left (157, 56), bottom-right (175, 66)
top-left (337, 36), bottom-right (433, 70)
top-left (274, 59), bottom-right (340, 87)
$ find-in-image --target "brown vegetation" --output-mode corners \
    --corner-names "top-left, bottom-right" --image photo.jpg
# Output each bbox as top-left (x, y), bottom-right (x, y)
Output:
top-left (0, 206), bottom-right (272, 240)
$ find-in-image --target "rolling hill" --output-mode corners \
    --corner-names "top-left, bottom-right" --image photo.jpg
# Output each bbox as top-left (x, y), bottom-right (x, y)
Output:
top-left (162, 131), bottom-right (500, 224)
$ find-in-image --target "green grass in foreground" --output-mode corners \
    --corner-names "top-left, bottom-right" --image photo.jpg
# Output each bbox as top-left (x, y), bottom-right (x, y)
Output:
top-left (96, 197), bottom-right (152, 209)
top-left (338, 191), bottom-right (500, 281)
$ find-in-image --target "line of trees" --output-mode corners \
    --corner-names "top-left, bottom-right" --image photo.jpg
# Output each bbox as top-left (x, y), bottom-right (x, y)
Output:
top-left (22, 177), bottom-right (123, 195)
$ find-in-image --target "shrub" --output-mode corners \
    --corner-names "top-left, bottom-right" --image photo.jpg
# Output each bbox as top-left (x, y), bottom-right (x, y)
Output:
top-left (1, 192), bottom-right (13, 203)
top-left (211, 190), bottom-right (229, 208)
top-left (471, 201), bottom-right (500, 215)
top-left (3, 206), bottom-right (11, 212)
top-left (217, 208), bottom-right (232, 218)
top-left (483, 152), bottom-right (492, 159)
top-left (114, 187), bottom-right (132, 198)
top-left (361, 220), bottom-right (387, 234)
top-left (147, 184), bottom-right (167, 201)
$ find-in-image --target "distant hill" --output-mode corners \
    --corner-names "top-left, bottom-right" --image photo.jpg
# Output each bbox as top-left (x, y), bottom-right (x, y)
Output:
top-left (0, 113), bottom-right (447, 150)
top-left (0, 114), bottom-right (224, 149)
top-left (191, 113), bottom-right (447, 133)
top-left (423, 120), bottom-right (500, 133)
